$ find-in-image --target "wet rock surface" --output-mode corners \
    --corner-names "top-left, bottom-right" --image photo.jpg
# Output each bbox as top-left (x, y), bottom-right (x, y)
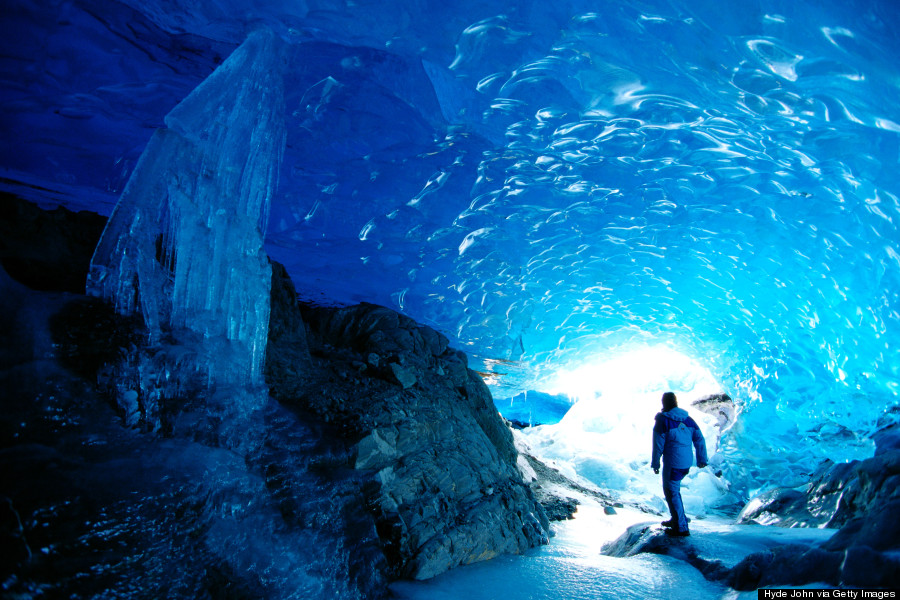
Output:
top-left (603, 520), bottom-right (900, 590)
top-left (603, 522), bottom-right (731, 582)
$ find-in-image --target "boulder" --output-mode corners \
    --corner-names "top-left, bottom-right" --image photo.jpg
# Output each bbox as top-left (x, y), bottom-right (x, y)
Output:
top-left (269, 300), bottom-right (549, 581)
top-left (602, 523), bottom-right (731, 582)
top-left (727, 544), bottom-right (843, 590)
top-left (823, 451), bottom-right (900, 552)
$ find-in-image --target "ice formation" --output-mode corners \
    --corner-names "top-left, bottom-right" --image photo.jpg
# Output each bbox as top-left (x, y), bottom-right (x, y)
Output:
top-left (87, 28), bottom-right (286, 389)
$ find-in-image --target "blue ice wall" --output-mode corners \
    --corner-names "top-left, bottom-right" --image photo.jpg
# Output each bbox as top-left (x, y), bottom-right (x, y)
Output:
top-left (1, 0), bottom-right (899, 485)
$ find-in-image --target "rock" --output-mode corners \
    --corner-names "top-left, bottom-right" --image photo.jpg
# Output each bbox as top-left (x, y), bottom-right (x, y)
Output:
top-left (388, 362), bottom-right (417, 389)
top-left (513, 445), bottom-right (614, 522)
top-left (264, 262), bottom-right (313, 401)
top-left (736, 487), bottom-right (808, 526)
top-left (691, 393), bottom-right (736, 429)
top-left (823, 499), bottom-right (900, 553)
top-left (270, 300), bottom-right (550, 581)
top-left (0, 193), bottom-right (106, 293)
top-left (267, 260), bottom-right (311, 357)
top-left (602, 523), bottom-right (731, 582)
top-left (873, 422), bottom-right (900, 456)
top-left (300, 302), bottom-right (449, 366)
top-left (728, 445), bottom-right (900, 589)
top-left (691, 393), bottom-right (736, 453)
top-left (840, 544), bottom-right (900, 588)
top-left (727, 544), bottom-right (843, 590)
top-left (823, 449), bottom-right (900, 549)
top-left (1, 198), bottom-right (543, 598)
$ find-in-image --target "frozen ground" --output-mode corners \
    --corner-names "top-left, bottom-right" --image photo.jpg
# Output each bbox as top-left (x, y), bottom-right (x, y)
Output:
top-left (390, 501), bottom-right (836, 600)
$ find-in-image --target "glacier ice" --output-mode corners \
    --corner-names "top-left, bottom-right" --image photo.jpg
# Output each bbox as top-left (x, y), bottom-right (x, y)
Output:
top-left (87, 28), bottom-right (286, 391)
top-left (4, 0), bottom-right (900, 596)
top-left (2, 0), bottom-right (900, 588)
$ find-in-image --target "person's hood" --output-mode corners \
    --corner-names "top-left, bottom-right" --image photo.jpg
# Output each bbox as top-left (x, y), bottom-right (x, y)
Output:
top-left (660, 407), bottom-right (690, 421)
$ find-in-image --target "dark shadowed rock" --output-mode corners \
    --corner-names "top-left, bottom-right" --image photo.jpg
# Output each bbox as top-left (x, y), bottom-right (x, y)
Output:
top-left (267, 260), bottom-right (310, 356)
top-left (822, 449), bottom-right (900, 550)
top-left (299, 302), bottom-right (449, 367)
top-left (0, 193), bottom-right (106, 293)
top-left (873, 423), bottom-right (900, 456)
top-left (839, 544), bottom-right (900, 588)
top-left (727, 544), bottom-right (843, 590)
top-left (269, 299), bottom-right (549, 581)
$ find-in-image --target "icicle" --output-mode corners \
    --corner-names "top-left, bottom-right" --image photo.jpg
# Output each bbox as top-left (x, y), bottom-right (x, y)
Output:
top-left (88, 28), bottom-right (286, 405)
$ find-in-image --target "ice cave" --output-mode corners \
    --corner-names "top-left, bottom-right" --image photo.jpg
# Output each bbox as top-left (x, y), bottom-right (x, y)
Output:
top-left (1, 0), bottom-right (899, 597)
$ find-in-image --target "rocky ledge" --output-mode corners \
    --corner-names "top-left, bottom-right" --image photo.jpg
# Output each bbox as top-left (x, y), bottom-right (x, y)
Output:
top-left (266, 271), bottom-right (550, 580)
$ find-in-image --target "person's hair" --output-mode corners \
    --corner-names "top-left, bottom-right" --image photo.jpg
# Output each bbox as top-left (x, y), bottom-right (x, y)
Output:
top-left (661, 392), bottom-right (678, 411)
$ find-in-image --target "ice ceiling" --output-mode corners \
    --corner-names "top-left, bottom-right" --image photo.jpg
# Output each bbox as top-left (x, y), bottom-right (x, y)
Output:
top-left (2, 0), bottom-right (899, 461)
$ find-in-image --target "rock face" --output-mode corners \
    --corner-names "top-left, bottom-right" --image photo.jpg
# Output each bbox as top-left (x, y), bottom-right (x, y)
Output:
top-left (0, 193), bottom-right (106, 294)
top-left (267, 298), bottom-right (550, 580)
top-left (726, 542), bottom-right (900, 590)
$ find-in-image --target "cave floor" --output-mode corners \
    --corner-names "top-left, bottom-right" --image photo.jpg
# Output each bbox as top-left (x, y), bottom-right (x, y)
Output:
top-left (390, 501), bottom-right (836, 600)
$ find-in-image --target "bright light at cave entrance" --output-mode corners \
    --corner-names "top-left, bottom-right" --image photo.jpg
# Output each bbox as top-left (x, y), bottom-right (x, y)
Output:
top-left (544, 345), bottom-right (723, 462)
top-left (548, 345), bottom-right (722, 405)
top-left (524, 346), bottom-right (729, 512)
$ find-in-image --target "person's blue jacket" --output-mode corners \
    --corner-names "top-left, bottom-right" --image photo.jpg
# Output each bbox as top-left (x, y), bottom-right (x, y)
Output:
top-left (651, 407), bottom-right (708, 470)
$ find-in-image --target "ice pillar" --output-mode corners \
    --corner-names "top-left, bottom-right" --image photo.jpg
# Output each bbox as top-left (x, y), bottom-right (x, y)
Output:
top-left (88, 28), bottom-right (286, 389)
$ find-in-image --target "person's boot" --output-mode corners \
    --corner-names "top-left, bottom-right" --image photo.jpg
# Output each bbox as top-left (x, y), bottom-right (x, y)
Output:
top-left (661, 517), bottom-right (690, 528)
top-left (665, 528), bottom-right (690, 537)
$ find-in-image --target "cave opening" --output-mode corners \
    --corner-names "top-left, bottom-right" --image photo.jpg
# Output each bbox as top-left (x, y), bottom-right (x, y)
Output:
top-left (508, 344), bottom-right (738, 517)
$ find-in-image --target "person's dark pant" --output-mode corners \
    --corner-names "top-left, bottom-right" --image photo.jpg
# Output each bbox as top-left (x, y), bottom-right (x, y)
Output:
top-left (662, 465), bottom-right (691, 531)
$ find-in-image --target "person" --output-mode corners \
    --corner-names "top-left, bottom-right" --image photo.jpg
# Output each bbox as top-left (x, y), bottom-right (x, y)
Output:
top-left (650, 391), bottom-right (708, 537)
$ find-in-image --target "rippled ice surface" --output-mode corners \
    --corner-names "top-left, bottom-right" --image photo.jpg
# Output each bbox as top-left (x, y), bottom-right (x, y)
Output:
top-left (390, 504), bottom-right (834, 600)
